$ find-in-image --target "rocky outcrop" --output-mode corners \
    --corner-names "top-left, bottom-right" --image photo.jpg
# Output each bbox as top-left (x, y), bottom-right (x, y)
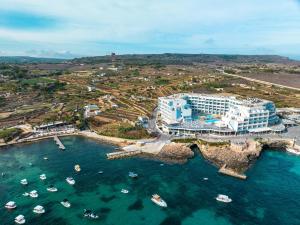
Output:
top-left (157, 142), bottom-right (194, 163)
top-left (198, 140), bottom-right (262, 175)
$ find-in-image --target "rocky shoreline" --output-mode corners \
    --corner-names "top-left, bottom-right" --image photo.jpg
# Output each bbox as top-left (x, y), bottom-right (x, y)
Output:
top-left (156, 142), bottom-right (195, 163)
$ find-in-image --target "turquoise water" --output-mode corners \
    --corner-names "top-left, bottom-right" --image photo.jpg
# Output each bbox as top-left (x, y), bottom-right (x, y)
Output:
top-left (1, 136), bottom-right (300, 225)
top-left (205, 119), bottom-right (220, 124)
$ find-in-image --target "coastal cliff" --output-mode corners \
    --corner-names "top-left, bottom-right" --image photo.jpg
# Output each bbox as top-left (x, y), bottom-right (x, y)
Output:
top-left (197, 139), bottom-right (263, 178)
top-left (157, 142), bottom-right (194, 163)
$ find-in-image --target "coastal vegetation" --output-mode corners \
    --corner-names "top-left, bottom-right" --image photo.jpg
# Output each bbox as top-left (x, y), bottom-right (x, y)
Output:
top-left (96, 122), bottom-right (151, 139)
top-left (0, 128), bottom-right (21, 142)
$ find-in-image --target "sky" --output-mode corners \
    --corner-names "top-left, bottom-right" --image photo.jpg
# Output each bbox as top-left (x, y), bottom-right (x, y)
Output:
top-left (0, 0), bottom-right (300, 59)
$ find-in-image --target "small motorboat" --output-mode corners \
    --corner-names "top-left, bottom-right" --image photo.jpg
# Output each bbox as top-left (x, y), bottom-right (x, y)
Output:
top-left (121, 189), bottom-right (129, 194)
top-left (60, 199), bottom-right (71, 208)
top-left (33, 205), bottom-right (45, 214)
top-left (1, 172), bottom-right (5, 177)
top-left (128, 171), bottom-right (138, 178)
top-left (40, 174), bottom-right (47, 180)
top-left (66, 177), bottom-right (75, 185)
top-left (28, 163), bottom-right (33, 166)
top-left (98, 171), bottom-right (103, 174)
top-left (74, 164), bottom-right (81, 172)
top-left (29, 190), bottom-right (38, 198)
top-left (22, 192), bottom-right (29, 197)
top-left (15, 215), bottom-right (25, 224)
top-left (5, 201), bottom-right (17, 209)
top-left (47, 185), bottom-right (58, 192)
top-left (20, 179), bottom-right (28, 185)
top-left (151, 194), bottom-right (167, 207)
top-left (160, 163), bottom-right (164, 167)
top-left (216, 194), bottom-right (232, 203)
top-left (83, 209), bottom-right (99, 219)
top-left (203, 177), bottom-right (208, 181)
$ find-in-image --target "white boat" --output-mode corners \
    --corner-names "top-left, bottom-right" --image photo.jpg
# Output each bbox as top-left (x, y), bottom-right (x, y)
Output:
top-left (20, 179), bottom-right (28, 185)
top-left (5, 201), bottom-right (17, 209)
top-left (286, 148), bottom-right (300, 155)
top-left (121, 189), bottom-right (129, 194)
top-left (60, 199), bottom-right (71, 208)
top-left (47, 185), bottom-right (58, 192)
top-left (33, 205), bottom-right (45, 214)
top-left (83, 209), bottom-right (99, 219)
top-left (66, 177), bottom-right (75, 185)
top-left (203, 177), bottom-right (208, 181)
top-left (29, 190), bottom-right (38, 198)
top-left (40, 174), bottom-right (47, 180)
top-left (74, 164), bottom-right (81, 172)
top-left (128, 172), bottom-right (138, 178)
top-left (22, 192), bottom-right (29, 197)
top-left (15, 215), bottom-right (25, 224)
top-left (98, 171), bottom-right (103, 174)
top-left (151, 194), bottom-right (167, 207)
top-left (43, 157), bottom-right (48, 160)
top-left (216, 194), bottom-right (232, 203)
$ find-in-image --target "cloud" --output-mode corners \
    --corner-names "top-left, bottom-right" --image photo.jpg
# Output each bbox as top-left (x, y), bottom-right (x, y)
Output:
top-left (24, 50), bottom-right (80, 59)
top-left (0, 0), bottom-right (299, 57)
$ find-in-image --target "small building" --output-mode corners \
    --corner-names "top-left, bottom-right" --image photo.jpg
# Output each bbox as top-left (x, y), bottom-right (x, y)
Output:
top-left (87, 86), bottom-right (96, 92)
top-left (138, 116), bottom-right (149, 124)
top-left (84, 104), bottom-right (101, 118)
top-left (111, 103), bottom-right (118, 108)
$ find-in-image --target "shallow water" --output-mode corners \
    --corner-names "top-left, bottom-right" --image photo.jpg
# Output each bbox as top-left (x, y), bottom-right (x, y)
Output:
top-left (1, 136), bottom-right (300, 225)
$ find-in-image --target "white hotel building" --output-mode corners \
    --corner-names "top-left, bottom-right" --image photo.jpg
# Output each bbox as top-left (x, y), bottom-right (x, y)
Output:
top-left (158, 93), bottom-right (284, 136)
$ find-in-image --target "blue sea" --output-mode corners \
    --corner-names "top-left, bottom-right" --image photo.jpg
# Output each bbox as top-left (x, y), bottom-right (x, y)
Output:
top-left (1, 136), bottom-right (300, 225)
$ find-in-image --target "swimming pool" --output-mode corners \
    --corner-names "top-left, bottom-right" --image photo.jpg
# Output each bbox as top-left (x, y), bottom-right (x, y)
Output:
top-left (205, 119), bottom-right (220, 124)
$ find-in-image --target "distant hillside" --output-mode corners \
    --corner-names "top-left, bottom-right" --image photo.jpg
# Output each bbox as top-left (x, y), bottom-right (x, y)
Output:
top-left (71, 53), bottom-right (295, 65)
top-left (0, 54), bottom-right (296, 65)
top-left (0, 56), bottom-right (66, 64)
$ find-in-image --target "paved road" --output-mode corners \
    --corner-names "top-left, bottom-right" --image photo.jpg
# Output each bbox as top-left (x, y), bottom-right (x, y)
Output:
top-left (221, 70), bottom-right (300, 91)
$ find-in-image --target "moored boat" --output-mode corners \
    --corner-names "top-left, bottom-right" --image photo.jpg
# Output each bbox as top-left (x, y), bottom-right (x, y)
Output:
top-left (29, 190), bottom-right (38, 198)
top-left (83, 209), bottom-right (99, 219)
top-left (128, 171), bottom-right (138, 178)
top-left (33, 205), bottom-right (45, 214)
top-left (22, 192), bottom-right (29, 197)
top-left (151, 194), bottom-right (167, 207)
top-left (39, 174), bottom-right (47, 180)
top-left (66, 177), bottom-right (75, 185)
top-left (20, 179), bottom-right (28, 185)
top-left (61, 199), bottom-right (71, 208)
top-left (74, 164), bottom-right (81, 172)
top-left (47, 185), bottom-right (58, 192)
top-left (121, 189), bottom-right (129, 194)
top-left (15, 215), bottom-right (25, 224)
top-left (5, 201), bottom-right (17, 209)
top-left (216, 194), bottom-right (232, 203)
